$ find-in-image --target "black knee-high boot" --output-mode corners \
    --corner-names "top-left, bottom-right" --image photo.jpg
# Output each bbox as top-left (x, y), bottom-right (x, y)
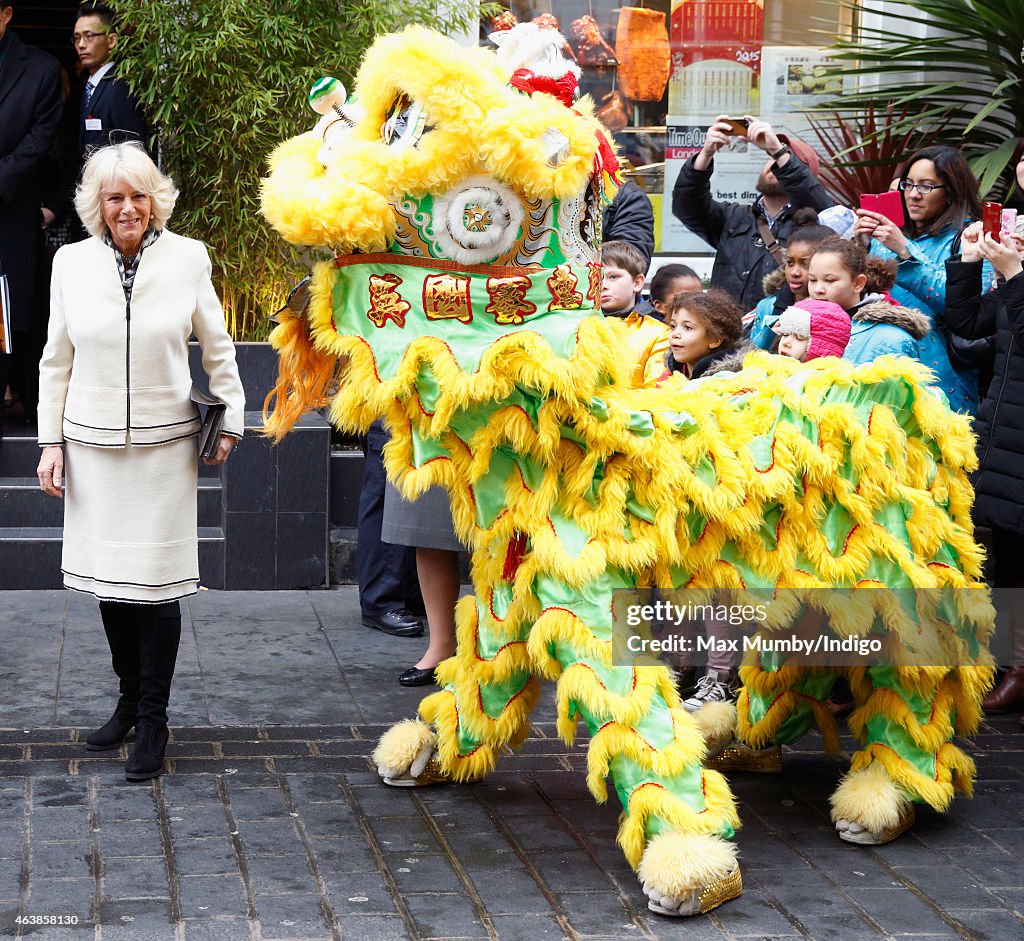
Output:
top-left (86, 602), bottom-right (142, 750)
top-left (125, 601), bottom-right (181, 782)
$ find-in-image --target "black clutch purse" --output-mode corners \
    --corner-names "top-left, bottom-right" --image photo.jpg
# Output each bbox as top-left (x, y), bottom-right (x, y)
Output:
top-left (190, 386), bottom-right (227, 460)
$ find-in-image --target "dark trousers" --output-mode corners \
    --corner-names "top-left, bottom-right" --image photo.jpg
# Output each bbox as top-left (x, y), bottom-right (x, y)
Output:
top-left (99, 600), bottom-right (181, 725)
top-left (357, 421), bottom-right (422, 615)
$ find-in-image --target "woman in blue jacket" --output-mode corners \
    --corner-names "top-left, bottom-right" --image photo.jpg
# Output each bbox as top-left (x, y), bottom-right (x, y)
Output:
top-left (853, 146), bottom-right (990, 413)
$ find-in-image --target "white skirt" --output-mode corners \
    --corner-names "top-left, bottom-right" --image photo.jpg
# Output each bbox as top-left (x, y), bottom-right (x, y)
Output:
top-left (62, 437), bottom-right (199, 603)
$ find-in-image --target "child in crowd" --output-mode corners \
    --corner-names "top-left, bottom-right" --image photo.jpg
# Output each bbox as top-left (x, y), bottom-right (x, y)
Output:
top-left (772, 298), bottom-right (852, 363)
top-left (644, 263), bottom-right (703, 321)
top-left (661, 289), bottom-right (749, 708)
top-left (664, 289), bottom-right (748, 380)
top-left (600, 240), bottom-right (670, 388)
top-left (748, 208), bottom-right (836, 348)
top-left (806, 237), bottom-right (931, 366)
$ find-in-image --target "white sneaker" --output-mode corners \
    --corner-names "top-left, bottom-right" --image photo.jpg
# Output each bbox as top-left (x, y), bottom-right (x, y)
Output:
top-left (683, 670), bottom-right (737, 713)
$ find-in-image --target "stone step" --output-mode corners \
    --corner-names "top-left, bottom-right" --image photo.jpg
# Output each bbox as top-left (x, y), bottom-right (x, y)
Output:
top-left (0, 477), bottom-right (225, 529)
top-left (0, 527), bottom-right (226, 591)
top-left (0, 431), bottom-right (220, 479)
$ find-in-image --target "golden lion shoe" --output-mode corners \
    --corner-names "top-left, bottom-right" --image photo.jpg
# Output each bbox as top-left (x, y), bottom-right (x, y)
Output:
top-left (836, 803), bottom-right (916, 845)
top-left (646, 866), bottom-right (743, 917)
top-left (706, 741), bottom-right (782, 774)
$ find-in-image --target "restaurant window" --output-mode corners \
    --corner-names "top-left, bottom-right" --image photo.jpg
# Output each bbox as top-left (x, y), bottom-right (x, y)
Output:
top-left (483, 1), bottom-right (857, 256)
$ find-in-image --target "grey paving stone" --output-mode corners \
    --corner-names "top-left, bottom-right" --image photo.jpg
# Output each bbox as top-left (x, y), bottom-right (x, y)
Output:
top-left (234, 818), bottom-right (304, 857)
top-left (946, 908), bottom-right (1024, 940)
top-left (179, 917), bottom-right (253, 940)
top-left (25, 877), bottom-right (95, 919)
top-left (787, 911), bottom-right (883, 941)
top-left (716, 888), bottom-right (802, 937)
top-left (170, 840), bottom-right (240, 877)
top-left (529, 852), bottom-right (616, 894)
top-left (321, 873), bottom-right (397, 916)
top-left (28, 808), bottom-right (94, 843)
top-left (29, 841), bottom-right (94, 881)
top-left (252, 893), bottom-right (328, 938)
top-left (97, 822), bottom-right (164, 858)
top-left (167, 809), bottom-right (231, 842)
top-left (383, 853), bottom-right (464, 896)
top-left (295, 801), bottom-right (364, 839)
top-left (244, 854), bottom-right (316, 896)
top-left (488, 913), bottom-right (567, 941)
top-left (337, 913), bottom-right (411, 941)
top-left (307, 836), bottom-right (378, 876)
top-left (176, 874), bottom-right (248, 919)
top-left (224, 786), bottom-right (291, 820)
top-left (96, 897), bottom-right (173, 932)
top-left (551, 892), bottom-right (639, 936)
top-left (101, 856), bottom-right (170, 900)
top-left (366, 816), bottom-right (441, 853)
top-left (401, 892), bottom-right (485, 939)
top-left (845, 887), bottom-right (965, 937)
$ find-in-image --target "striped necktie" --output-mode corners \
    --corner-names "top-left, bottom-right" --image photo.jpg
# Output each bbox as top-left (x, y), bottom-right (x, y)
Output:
top-left (83, 81), bottom-right (95, 115)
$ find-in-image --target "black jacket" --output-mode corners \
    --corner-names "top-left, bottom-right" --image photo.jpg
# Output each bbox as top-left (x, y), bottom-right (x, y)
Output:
top-left (944, 259), bottom-right (1024, 535)
top-left (0, 31), bottom-right (61, 329)
top-left (603, 180), bottom-right (655, 267)
top-left (672, 153), bottom-right (833, 310)
top-left (76, 68), bottom-right (147, 158)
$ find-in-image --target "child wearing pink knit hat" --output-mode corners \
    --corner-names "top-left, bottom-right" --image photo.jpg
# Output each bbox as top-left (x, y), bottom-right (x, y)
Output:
top-left (772, 297), bottom-right (851, 362)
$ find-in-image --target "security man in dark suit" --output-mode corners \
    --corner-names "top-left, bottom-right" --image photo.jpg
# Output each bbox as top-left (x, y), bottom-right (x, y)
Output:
top-left (0, 1), bottom-right (62, 429)
top-left (67, 2), bottom-right (146, 238)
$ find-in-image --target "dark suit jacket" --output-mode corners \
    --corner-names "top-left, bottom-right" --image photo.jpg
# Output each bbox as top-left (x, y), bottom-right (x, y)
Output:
top-left (0, 31), bottom-right (62, 329)
top-left (77, 68), bottom-right (147, 157)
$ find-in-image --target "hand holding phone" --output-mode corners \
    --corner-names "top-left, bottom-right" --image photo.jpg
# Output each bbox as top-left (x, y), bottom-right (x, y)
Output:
top-left (859, 191), bottom-right (905, 228)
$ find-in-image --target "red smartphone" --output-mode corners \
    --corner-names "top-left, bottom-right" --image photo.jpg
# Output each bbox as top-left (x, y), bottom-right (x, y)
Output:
top-left (859, 191), bottom-right (905, 228)
top-left (983, 201), bottom-right (1002, 239)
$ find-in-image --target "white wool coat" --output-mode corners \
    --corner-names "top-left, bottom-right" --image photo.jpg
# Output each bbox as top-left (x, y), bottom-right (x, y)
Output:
top-left (38, 230), bottom-right (245, 447)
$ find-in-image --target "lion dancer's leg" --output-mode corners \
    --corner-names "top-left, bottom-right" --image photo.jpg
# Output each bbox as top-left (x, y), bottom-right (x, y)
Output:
top-left (831, 665), bottom-right (982, 845)
top-left (736, 654), bottom-right (842, 768)
top-left (528, 563), bottom-right (741, 917)
top-left (372, 579), bottom-right (540, 786)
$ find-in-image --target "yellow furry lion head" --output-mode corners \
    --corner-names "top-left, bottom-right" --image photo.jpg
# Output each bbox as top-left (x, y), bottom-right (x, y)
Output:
top-left (260, 26), bottom-right (613, 262)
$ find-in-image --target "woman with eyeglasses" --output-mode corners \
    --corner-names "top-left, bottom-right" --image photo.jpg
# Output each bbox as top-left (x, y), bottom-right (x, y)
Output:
top-left (853, 145), bottom-right (986, 413)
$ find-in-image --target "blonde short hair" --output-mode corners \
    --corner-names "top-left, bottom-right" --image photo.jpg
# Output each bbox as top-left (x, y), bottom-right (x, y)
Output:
top-left (75, 142), bottom-right (178, 238)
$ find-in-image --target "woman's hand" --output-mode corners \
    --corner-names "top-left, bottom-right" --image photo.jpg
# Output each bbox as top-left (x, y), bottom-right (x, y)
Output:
top-left (202, 434), bottom-right (237, 466)
top-left (976, 231), bottom-right (1024, 281)
top-left (958, 221), bottom-right (984, 262)
top-left (37, 446), bottom-right (64, 498)
top-left (854, 209), bottom-right (909, 258)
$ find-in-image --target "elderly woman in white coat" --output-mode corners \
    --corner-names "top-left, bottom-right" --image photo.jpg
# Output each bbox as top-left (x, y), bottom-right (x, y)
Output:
top-left (36, 142), bottom-right (244, 782)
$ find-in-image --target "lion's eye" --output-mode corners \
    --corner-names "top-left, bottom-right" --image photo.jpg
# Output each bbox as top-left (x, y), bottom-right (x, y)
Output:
top-left (381, 93), bottom-right (430, 149)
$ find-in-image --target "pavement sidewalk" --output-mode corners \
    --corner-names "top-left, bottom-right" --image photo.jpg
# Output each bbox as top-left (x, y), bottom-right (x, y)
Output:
top-left (1, 588), bottom-right (1022, 941)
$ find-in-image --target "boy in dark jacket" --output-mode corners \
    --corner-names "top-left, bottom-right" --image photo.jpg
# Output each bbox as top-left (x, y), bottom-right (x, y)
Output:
top-left (672, 115), bottom-right (833, 310)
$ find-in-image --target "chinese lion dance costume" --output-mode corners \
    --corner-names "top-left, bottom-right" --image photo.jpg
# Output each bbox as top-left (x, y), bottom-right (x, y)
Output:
top-left (261, 25), bottom-right (995, 918)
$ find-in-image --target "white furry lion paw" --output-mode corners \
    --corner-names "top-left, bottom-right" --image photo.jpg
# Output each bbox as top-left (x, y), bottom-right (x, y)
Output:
top-left (371, 720), bottom-right (446, 787)
top-left (637, 833), bottom-right (742, 917)
top-left (690, 700), bottom-right (738, 754)
top-left (831, 765), bottom-right (915, 845)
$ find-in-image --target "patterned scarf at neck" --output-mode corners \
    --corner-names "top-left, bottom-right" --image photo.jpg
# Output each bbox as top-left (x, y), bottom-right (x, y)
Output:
top-left (103, 228), bottom-right (162, 298)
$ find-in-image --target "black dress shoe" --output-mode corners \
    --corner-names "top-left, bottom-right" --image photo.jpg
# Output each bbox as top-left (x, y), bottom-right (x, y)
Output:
top-left (399, 666), bottom-right (438, 687)
top-left (362, 608), bottom-right (424, 637)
